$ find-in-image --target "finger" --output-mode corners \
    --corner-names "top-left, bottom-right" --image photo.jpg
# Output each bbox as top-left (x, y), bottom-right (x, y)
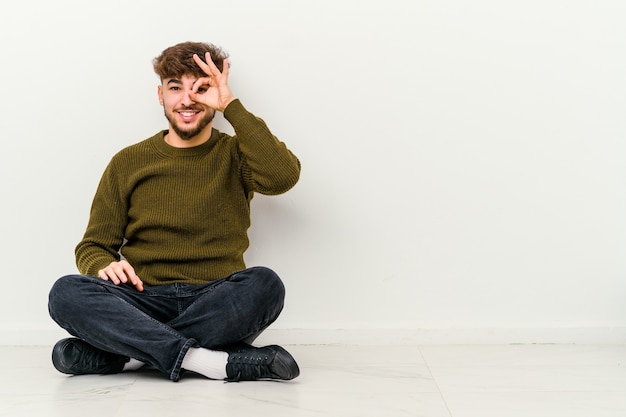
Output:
top-left (192, 77), bottom-right (212, 94)
top-left (122, 264), bottom-right (140, 287)
top-left (133, 278), bottom-right (144, 292)
top-left (203, 52), bottom-right (221, 73)
top-left (192, 53), bottom-right (208, 69)
top-left (193, 53), bottom-right (217, 76)
top-left (119, 261), bottom-right (143, 290)
top-left (111, 264), bottom-right (129, 284)
top-left (102, 268), bottom-right (122, 285)
top-left (199, 52), bottom-right (226, 79)
top-left (97, 269), bottom-right (109, 281)
top-left (221, 58), bottom-right (230, 79)
top-left (207, 54), bottom-right (229, 82)
top-left (121, 260), bottom-right (142, 284)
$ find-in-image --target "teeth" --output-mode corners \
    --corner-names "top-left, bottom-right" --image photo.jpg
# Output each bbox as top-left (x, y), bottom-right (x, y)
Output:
top-left (180, 112), bottom-right (196, 117)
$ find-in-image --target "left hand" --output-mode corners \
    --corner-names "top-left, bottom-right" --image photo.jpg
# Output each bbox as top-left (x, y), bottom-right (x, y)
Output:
top-left (98, 260), bottom-right (144, 292)
top-left (190, 52), bottom-right (235, 112)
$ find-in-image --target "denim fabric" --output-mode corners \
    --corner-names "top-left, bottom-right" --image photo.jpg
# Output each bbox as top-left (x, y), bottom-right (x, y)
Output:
top-left (48, 266), bottom-right (285, 381)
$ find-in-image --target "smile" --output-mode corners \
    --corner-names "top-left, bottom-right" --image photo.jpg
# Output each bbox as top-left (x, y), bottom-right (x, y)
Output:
top-left (177, 110), bottom-right (201, 122)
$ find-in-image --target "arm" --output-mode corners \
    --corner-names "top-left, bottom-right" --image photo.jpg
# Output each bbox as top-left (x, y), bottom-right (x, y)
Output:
top-left (225, 100), bottom-right (301, 195)
top-left (191, 53), bottom-right (301, 194)
top-left (75, 160), bottom-right (144, 291)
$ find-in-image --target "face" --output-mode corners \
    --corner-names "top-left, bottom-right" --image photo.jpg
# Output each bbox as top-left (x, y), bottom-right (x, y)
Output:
top-left (158, 75), bottom-right (215, 141)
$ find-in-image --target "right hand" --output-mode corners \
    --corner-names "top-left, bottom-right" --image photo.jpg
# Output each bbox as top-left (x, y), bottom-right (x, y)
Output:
top-left (98, 260), bottom-right (144, 292)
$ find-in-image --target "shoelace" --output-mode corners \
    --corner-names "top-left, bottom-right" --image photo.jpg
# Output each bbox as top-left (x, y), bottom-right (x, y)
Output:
top-left (226, 352), bottom-right (273, 382)
top-left (69, 343), bottom-right (124, 373)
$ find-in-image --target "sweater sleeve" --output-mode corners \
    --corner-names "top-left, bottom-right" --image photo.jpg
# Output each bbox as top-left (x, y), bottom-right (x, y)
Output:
top-left (223, 99), bottom-right (301, 195)
top-left (74, 158), bottom-right (128, 275)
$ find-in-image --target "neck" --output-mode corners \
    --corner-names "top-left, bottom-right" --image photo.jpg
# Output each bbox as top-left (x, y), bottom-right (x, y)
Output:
top-left (164, 123), bottom-right (213, 148)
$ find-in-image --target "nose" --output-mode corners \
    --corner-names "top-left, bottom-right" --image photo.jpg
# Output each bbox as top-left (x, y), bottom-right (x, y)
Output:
top-left (181, 88), bottom-right (195, 106)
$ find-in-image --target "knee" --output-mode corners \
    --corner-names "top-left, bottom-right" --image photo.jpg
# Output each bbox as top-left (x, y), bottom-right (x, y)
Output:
top-left (49, 275), bottom-right (75, 317)
top-left (48, 274), bottom-right (92, 321)
top-left (251, 266), bottom-right (286, 302)
top-left (50, 274), bottom-right (82, 298)
top-left (232, 266), bottom-right (286, 305)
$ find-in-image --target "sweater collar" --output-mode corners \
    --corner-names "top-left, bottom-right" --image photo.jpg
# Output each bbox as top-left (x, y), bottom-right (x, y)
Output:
top-left (151, 129), bottom-right (219, 157)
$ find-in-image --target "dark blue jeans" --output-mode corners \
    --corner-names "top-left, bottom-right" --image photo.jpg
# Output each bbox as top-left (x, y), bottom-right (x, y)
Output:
top-left (48, 266), bottom-right (285, 381)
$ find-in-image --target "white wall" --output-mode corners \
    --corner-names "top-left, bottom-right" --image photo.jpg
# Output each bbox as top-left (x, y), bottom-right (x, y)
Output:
top-left (1, 0), bottom-right (625, 345)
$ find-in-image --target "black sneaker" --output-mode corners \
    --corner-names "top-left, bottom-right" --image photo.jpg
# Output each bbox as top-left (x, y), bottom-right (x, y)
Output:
top-left (225, 344), bottom-right (300, 382)
top-left (52, 338), bottom-right (128, 375)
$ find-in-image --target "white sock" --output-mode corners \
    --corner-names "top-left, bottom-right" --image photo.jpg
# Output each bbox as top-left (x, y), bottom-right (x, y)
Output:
top-left (123, 358), bottom-right (145, 371)
top-left (181, 347), bottom-right (228, 380)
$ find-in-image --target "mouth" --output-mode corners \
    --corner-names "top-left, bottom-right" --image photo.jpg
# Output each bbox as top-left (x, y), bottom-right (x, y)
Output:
top-left (176, 108), bottom-right (202, 122)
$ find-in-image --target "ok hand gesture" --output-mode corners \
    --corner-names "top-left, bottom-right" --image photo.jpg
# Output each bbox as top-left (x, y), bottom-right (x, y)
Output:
top-left (190, 52), bottom-right (235, 113)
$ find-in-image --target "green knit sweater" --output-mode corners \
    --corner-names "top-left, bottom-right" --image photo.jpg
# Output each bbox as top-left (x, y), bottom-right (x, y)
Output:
top-left (75, 99), bottom-right (300, 285)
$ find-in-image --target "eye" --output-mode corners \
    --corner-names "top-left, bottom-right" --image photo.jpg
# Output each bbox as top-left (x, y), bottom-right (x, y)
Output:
top-left (169, 86), bottom-right (181, 91)
top-left (196, 86), bottom-right (209, 93)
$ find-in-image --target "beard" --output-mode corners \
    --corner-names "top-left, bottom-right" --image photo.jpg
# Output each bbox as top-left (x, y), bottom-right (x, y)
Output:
top-left (165, 106), bottom-right (215, 140)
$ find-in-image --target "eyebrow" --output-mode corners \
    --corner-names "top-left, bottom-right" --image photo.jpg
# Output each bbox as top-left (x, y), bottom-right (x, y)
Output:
top-left (166, 79), bottom-right (183, 86)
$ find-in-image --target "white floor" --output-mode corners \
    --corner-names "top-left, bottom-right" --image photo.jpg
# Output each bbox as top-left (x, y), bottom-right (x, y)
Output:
top-left (1, 344), bottom-right (626, 417)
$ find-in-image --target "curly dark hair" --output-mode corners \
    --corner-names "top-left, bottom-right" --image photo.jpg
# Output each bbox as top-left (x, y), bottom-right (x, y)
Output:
top-left (153, 41), bottom-right (229, 80)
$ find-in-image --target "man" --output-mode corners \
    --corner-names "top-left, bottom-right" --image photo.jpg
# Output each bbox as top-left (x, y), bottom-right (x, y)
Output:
top-left (48, 42), bottom-right (301, 382)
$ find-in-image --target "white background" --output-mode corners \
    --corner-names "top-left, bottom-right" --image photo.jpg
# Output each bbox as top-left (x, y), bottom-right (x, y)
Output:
top-left (0, 0), bottom-right (625, 344)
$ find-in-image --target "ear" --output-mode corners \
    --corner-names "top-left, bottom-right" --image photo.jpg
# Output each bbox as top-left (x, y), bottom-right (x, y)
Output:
top-left (157, 85), bottom-right (164, 105)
